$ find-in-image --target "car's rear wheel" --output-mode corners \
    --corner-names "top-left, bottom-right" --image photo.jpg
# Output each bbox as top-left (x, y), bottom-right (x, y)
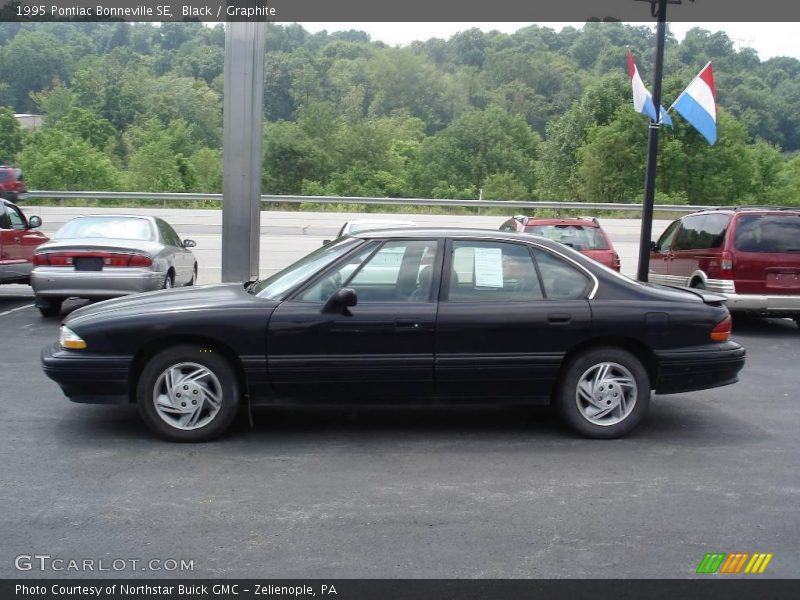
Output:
top-left (185, 264), bottom-right (197, 286)
top-left (162, 271), bottom-right (174, 289)
top-left (36, 296), bottom-right (63, 318)
top-left (137, 345), bottom-right (240, 442)
top-left (557, 347), bottom-right (650, 439)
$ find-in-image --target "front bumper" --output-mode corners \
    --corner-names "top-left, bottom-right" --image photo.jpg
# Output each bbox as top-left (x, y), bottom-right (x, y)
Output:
top-left (41, 343), bottom-right (131, 404)
top-left (655, 342), bottom-right (746, 395)
top-left (31, 267), bottom-right (164, 298)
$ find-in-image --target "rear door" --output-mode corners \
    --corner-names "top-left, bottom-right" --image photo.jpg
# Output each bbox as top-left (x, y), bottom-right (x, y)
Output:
top-left (435, 239), bottom-right (592, 401)
top-left (267, 238), bottom-right (442, 401)
top-left (731, 213), bottom-right (800, 294)
top-left (671, 214), bottom-right (728, 284)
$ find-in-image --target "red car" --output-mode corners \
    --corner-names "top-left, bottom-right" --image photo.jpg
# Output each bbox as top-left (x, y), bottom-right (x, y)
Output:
top-left (650, 207), bottom-right (800, 325)
top-left (0, 199), bottom-right (48, 284)
top-left (0, 166), bottom-right (26, 202)
top-left (500, 216), bottom-right (621, 271)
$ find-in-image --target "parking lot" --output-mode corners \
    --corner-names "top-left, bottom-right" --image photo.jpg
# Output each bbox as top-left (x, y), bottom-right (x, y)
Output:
top-left (1, 209), bottom-right (799, 579)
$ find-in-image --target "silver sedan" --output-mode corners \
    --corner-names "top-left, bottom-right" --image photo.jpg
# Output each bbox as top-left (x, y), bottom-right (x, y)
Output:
top-left (31, 215), bottom-right (197, 317)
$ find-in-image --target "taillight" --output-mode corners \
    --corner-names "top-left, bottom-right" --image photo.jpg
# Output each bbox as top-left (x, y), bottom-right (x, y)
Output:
top-left (32, 252), bottom-right (153, 267)
top-left (612, 252), bottom-right (621, 272)
top-left (710, 315), bottom-right (732, 342)
top-left (720, 251), bottom-right (734, 279)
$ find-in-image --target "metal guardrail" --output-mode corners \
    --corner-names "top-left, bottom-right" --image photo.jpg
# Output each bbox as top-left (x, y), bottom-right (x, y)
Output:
top-left (23, 191), bottom-right (720, 213)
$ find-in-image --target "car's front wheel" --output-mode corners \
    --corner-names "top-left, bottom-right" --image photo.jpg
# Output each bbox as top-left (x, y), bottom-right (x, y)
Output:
top-left (137, 345), bottom-right (240, 442)
top-left (557, 347), bottom-right (650, 439)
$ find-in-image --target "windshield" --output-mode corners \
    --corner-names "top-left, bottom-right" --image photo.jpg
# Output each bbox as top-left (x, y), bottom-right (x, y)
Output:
top-left (524, 225), bottom-right (609, 250)
top-left (55, 217), bottom-right (155, 241)
top-left (251, 237), bottom-right (362, 299)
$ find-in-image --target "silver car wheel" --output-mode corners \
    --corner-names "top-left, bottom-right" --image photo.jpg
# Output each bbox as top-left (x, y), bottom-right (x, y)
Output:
top-left (163, 275), bottom-right (173, 289)
top-left (153, 362), bottom-right (223, 430)
top-left (575, 362), bottom-right (638, 426)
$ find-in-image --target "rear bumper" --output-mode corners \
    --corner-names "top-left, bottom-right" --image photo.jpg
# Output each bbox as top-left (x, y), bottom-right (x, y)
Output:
top-left (41, 343), bottom-right (131, 404)
top-left (655, 342), bottom-right (746, 395)
top-left (31, 267), bottom-right (164, 298)
top-left (723, 292), bottom-right (800, 315)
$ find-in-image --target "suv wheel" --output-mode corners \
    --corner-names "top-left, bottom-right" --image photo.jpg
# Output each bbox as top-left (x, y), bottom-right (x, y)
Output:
top-left (557, 347), bottom-right (650, 439)
top-left (137, 344), bottom-right (240, 442)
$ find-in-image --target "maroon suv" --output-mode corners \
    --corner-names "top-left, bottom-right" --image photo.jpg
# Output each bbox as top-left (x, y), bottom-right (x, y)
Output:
top-left (501, 215), bottom-right (621, 271)
top-left (650, 208), bottom-right (800, 325)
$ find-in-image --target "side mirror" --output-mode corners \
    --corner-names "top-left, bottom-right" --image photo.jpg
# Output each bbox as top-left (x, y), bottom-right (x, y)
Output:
top-left (322, 239), bottom-right (331, 246)
top-left (28, 215), bottom-right (42, 229)
top-left (183, 239), bottom-right (197, 248)
top-left (322, 287), bottom-right (357, 314)
top-left (650, 241), bottom-right (657, 252)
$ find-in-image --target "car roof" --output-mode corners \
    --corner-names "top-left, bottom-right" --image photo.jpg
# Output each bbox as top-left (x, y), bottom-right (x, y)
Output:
top-left (523, 218), bottom-right (600, 228)
top-left (68, 214), bottom-right (157, 222)
top-left (356, 227), bottom-right (558, 244)
top-left (691, 207), bottom-right (800, 217)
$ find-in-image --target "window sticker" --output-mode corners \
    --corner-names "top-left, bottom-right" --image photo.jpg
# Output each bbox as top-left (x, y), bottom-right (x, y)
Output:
top-left (474, 247), bottom-right (504, 288)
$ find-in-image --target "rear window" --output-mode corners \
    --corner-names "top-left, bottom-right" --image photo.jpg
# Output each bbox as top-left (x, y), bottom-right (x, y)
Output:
top-left (55, 217), bottom-right (155, 241)
top-left (734, 215), bottom-right (800, 253)
top-left (524, 225), bottom-right (609, 250)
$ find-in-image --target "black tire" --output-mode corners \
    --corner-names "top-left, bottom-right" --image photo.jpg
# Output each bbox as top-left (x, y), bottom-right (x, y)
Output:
top-left (556, 347), bottom-right (650, 439)
top-left (185, 264), bottom-right (198, 286)
top-left (162, 270), bottom-right (175, 289)
top-left (36, 296), bottom-right (63, 318)
top-left (137, 344), bottom-right (240, 442)
top-left (690, 279), bottom-right (706, 290)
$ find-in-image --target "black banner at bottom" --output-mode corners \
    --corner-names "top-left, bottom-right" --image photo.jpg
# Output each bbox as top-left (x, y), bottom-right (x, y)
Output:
top-left (4, 580), bottom-right (800, 600)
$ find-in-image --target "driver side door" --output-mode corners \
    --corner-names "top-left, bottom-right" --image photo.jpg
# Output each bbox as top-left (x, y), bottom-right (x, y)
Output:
top-left (266, 238), bottom-right (443, 402)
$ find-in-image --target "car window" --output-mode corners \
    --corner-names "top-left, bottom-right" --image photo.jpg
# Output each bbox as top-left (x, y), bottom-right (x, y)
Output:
top-left (499, 221), bottom-right (517, 232)
top-left (448, 241), bottom-right (544, 302)
top-left (55, 217), bottom-right (155, 241)
top-left (734, 215), bottom-right (800, 253)
top-left (6, 205), bottom-right (26, 230)
top-left (524, 225), bottom-right (609, 250)
top-left (157, 219), bottom-right (182, 247)
top-left (0, 206), bottom-right (11, 229)
top-left (655, 220), bottom-right (681, 252)
top-left (348, 240), bottom-right (439, 303)
top-left (298, 242), bottom-right (380, 302)
top-left (254, 237), bottom-right (362, 299)
top-left (673, 215), bottom-right (728, 251)
top-left (531, 247), bottom-right (590, 300)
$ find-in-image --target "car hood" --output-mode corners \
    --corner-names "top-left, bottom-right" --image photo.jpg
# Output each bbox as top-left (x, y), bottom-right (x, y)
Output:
top-left (65, 283), bottom-right (273, 327)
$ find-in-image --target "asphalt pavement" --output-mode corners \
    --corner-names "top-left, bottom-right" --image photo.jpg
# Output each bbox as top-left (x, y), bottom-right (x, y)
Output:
top-left (1, 287), bottom-right (798, 578)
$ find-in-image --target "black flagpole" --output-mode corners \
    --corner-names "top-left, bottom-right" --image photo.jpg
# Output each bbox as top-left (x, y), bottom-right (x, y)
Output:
top-left (636, 0), bottom-right (669, 282)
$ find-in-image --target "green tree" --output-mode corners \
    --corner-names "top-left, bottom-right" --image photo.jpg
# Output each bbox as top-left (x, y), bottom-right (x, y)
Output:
top-left (0, 106), bottom-right (23, 162)
top-left (18, 129), bottom-right (121, 190)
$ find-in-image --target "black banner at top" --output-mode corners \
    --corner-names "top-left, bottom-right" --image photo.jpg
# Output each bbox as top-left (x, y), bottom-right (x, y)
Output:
top-left (3, 0), bottom-right (800, 22)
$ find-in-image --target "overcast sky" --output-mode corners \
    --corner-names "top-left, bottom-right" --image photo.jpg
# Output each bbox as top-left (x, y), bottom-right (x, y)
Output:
top-left (298, 22), bottom-right (800, 61)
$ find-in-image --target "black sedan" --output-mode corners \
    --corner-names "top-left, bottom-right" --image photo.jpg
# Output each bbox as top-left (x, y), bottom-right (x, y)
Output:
top-left (41, 229), bottom-right (746, 442)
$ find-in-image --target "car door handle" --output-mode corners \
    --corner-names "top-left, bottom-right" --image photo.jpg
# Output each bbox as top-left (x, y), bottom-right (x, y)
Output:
top-left (395, 320), bottom-right (422, 330)
top-left (13, 236), bottom-right (21, 243)
top-left (547, 313), bottom-right (571, 325)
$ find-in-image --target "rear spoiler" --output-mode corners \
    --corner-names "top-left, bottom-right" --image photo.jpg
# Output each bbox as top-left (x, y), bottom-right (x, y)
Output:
top-left (664, 285), bottom-right (728, 305)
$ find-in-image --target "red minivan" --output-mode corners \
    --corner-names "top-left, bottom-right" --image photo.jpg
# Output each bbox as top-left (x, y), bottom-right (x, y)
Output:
top-left (0, 200), bottom-right (48, 284)
top-left (650, 208), bottom-right (800, 326)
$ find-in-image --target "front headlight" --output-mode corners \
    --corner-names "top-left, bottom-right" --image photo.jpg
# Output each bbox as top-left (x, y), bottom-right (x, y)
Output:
top-left (60, 326), bottom-right (87, 350)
